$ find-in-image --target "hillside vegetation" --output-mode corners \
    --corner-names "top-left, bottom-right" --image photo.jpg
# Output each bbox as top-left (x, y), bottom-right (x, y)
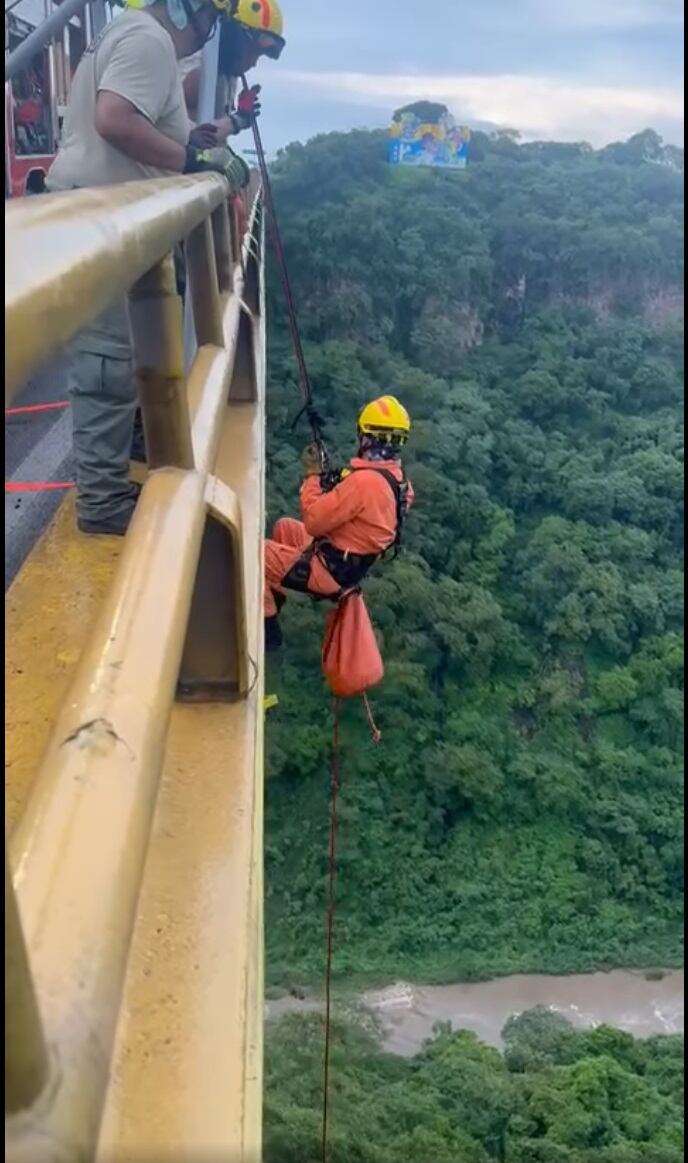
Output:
top-left (264, 127), bottom-right (684, 986)
top-left (265, 1009), bottom-right (684, 1163)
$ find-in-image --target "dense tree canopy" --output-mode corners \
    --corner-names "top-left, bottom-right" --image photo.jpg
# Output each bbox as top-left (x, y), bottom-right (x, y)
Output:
top-left (264, 1010), bottom-right (684, 1162)
top-left (263, 127), bottom-right (684, 986)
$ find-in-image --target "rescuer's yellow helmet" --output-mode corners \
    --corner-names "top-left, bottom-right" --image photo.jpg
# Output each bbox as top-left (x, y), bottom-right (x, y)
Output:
top-left (232, 0), bottom-right (285, 57)
top-left (358, 395), bottom-right (411, 444)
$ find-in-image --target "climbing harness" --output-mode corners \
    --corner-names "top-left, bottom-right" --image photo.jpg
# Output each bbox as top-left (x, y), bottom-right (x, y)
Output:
top-left (280, 465), bottom-right (409, 598)
top-left (280, 539), bottom-right (374, 596)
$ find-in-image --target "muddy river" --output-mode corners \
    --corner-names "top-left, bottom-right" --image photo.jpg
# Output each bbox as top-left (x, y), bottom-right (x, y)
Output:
top-left (267, 969), bottom-right (684, 1055)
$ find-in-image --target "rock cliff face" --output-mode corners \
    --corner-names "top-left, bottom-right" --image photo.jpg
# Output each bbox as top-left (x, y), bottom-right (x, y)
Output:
top-left (643, 288), bottom-right (684, 327)
top-left (548, 285), bottom-right (684, 327)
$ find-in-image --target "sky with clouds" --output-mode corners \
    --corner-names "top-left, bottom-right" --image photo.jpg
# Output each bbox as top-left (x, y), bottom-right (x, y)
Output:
top-left (253, 0), bottom-right (684, 154)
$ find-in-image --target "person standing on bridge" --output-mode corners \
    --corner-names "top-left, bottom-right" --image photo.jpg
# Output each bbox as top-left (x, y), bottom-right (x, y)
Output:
top-left (177, 0), bottom-right (285, 244)
top-left (264, 396), bottom-right (414, 651)
top-left (181, 0), bottom-right (285, 130)
top-left (47, 0), bottom-right (250, 535)
top-left (128, 0), bottom-right (287, 466)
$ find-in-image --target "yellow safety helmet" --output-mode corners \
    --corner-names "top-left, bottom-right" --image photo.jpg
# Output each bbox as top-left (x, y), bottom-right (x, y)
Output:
top-left (358, 395), bottom-right (411, 443)
top-left (126, 0), bottom-right (231, 17)
top-left (232, 0), bottom-right (285, 57)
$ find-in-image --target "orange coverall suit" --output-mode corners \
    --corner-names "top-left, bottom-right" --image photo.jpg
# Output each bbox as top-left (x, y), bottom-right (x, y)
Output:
top-left (264, 457), bottom-right (414, 617)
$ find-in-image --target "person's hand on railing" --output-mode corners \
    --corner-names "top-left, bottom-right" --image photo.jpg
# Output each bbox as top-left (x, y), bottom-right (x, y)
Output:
top-left (188, 122), bottom-right (222, 149)
top-left (184, 144), bottom-right (250, 193)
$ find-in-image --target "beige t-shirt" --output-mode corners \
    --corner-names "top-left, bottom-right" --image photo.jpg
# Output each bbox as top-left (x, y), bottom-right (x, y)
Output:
top-left (48, 8), bottom-right (190, 192)
top-left (179, 50), bottom-right (202, 83)
top-left (47, 9), bottom-right (190, 355)
top-left (178, 51), bottom-right (237, 124)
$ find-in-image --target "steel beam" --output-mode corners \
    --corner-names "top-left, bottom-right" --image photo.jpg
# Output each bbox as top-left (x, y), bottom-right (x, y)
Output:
top-left (4, 852), bottom-right (51, 1117)
top-left (128, 253), bottom-right (195, 471)
top-left (6, 195), bottom-right (266, 1158)
top-left (7, 469), bottom-right (208, 1161)
top-left (186, 218), bottom-right (224, 348)
top-left (5, 0), bottom-right (87, 82)
top-left (5, 175), bottom-right (227, 402)
top-left (5, 174), bottom-right (264, 1163)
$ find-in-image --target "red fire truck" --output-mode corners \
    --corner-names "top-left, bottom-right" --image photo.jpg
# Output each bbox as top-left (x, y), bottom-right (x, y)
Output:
top-left (5, 0), bottom-right (95, 197)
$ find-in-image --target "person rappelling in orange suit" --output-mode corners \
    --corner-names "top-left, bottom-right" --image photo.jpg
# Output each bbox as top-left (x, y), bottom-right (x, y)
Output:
top-left (264, 395), bottom-right (414, 651)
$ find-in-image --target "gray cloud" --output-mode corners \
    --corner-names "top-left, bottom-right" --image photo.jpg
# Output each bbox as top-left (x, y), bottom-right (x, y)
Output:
top-left (254, 0), bottom-right (684, 151)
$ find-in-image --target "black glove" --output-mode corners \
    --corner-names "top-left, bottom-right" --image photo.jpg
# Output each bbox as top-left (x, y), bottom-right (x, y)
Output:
top-left (188, 122), bottom-right (221, 149)
top-left (184, 144), bottom-right (250, 192)
top-left (302, 442), bottom-right (323, 476)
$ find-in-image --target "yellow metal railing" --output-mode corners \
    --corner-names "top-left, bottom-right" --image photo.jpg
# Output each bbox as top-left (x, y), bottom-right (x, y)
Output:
top-left (5, 174), bottom-right (265, 1161)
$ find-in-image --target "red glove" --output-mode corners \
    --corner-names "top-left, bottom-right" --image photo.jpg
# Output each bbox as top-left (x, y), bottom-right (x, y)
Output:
top-left (234, 84), bottom-right (262, 130)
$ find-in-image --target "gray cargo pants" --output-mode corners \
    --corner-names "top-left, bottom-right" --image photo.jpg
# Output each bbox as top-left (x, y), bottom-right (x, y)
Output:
top-left (68, 250), bottom-right (185, 525)
top-left (68, 300), bottom-right (139, 526)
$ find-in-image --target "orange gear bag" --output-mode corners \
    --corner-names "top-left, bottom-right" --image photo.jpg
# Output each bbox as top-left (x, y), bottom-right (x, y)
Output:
top-left (322, 591), bottom-right (383, 698)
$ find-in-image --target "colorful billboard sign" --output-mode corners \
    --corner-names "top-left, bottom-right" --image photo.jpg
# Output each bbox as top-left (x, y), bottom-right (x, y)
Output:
top-left (388, 107), bottom-right (470, 170)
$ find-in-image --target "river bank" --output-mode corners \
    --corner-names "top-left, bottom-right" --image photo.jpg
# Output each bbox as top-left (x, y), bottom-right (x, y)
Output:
top-left (266, 967), bottom-right (684, 1055)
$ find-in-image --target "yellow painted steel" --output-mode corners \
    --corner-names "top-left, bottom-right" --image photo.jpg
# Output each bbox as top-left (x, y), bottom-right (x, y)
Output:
top-left (5, 497), bottom-right (124, 834)
top-left (5, 178), bottom-right (266, 1161)
top-left (128, 253), bottom-right (195, 472)
top-left (5, 175), bottom-right (226, 403)
top-left (186, 217), bottom-right (225, 347)
top-left (8, 469), bottom-right (209, 1162)
top-left (4, 851), bottom-right (51, 1117)
top-left (97, 395), bottom-right (266, 1161)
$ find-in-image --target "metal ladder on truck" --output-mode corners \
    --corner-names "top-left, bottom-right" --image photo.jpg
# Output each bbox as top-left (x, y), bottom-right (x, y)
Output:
top-left (5, 0), bottom-right (111, 197)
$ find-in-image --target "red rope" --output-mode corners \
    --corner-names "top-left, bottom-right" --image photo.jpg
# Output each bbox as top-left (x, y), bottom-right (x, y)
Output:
top-left (321, 697), bottom-right (341, 1163)
top-left (5, 400), bottom-right (70, 417)
top-left (245, 90), bottom-right (312, 409)
top-left (362, 693), bottom-right (382, 744)
top-left (242, 79), bottom-right (326, 456)
top-left (5, 481), bottom-right (75, 492)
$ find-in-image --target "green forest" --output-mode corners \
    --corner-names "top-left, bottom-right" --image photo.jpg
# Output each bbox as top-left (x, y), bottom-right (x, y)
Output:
top-left (265, 1008), bottom-right (684, 1162)
top-left (264, 126), bottom-right (684, 989)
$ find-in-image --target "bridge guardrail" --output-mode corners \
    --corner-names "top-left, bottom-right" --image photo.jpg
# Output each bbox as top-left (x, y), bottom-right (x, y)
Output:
top-left (5, 173), bottom-right (264, 1161)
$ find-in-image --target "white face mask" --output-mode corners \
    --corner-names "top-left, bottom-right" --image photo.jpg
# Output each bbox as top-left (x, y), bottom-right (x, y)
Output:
top-left (129, 0), bottom-right (215, 35)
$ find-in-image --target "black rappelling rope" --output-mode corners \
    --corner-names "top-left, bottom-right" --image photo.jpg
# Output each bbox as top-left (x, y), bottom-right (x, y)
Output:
top-left (242, 76), bottom-right (328, 469)
top-left (241, 85), bottom-right (340, 1159)
top-left (321, 697), bottom-right (341, 1163)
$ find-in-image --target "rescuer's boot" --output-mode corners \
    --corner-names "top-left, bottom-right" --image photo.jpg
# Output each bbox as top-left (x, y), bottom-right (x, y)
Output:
top-left (77, 507), bottom-right (135, 537)
top-left (77, 485), bottom-right (141, 537)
